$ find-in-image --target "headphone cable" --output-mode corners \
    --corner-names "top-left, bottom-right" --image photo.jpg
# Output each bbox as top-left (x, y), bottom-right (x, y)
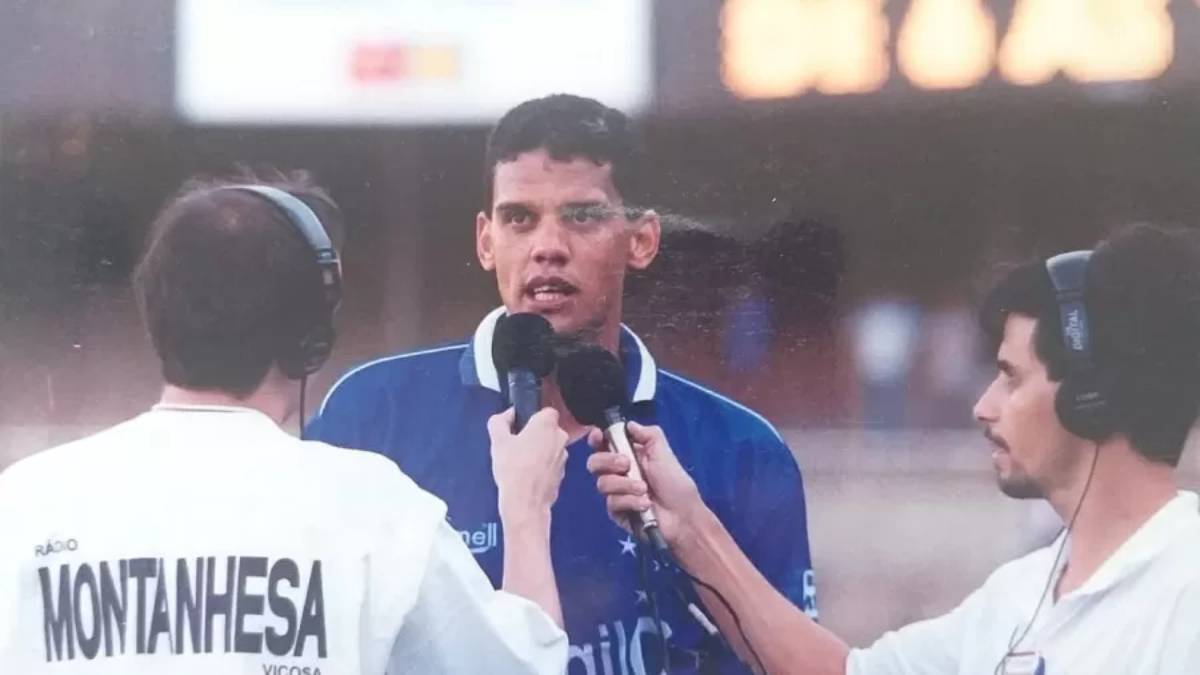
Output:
top-left (993, 443), bottom-right (1099, 674)
top-left (298, 375), bottom-right (308, 439)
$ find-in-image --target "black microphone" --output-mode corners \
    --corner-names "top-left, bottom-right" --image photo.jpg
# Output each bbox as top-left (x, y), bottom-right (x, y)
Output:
top-left (558, 344), bottom-right (669, 552)
top-left (492, 313), bottom-right (556, 431)
top-left (558, 344), bottom-right (723, 643)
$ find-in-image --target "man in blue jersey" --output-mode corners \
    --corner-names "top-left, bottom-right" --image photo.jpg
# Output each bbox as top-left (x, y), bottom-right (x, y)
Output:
top-left (308, 94), bottom-right (815, 674)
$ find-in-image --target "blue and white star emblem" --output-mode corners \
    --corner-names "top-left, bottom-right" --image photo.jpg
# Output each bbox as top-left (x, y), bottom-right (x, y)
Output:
top-left (620, 535), bottom-right (638, 556)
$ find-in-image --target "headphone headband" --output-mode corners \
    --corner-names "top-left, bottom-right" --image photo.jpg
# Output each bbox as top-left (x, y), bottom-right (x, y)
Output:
top-left (217, 183), bottom-right (342, 379)
top-left (220, 184), bottom-right (342, 313)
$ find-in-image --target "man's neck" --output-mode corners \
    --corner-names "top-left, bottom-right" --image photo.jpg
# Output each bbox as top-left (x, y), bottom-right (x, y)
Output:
top-left (1050, 442), bottom-right (1176, 598)
top-left (158, 377), bottom-right (293, 426)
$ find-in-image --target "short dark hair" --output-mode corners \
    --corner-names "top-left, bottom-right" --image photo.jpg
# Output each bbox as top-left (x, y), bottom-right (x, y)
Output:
top-left (980, 223), bottom-right (1200, 465)
top-left (483, 93), bottom-right (647, 212)
top-left (134, 168), bottom-right (343, 398)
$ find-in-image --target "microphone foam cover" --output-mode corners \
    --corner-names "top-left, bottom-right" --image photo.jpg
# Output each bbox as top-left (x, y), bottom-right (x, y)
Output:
top-left (557, 344), bottom-right (626, 427)
top-left (492, 313), bottom-right (556, 378)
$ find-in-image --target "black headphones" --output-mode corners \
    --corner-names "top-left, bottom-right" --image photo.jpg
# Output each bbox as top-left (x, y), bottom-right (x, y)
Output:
top-left (1045, 250), bottom-right (1113, 440)
top-left (220, 184), bottom-right (343, 380)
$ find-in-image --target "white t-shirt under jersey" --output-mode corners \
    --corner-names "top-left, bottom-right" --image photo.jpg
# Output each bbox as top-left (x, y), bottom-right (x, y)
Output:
top-left (0, 406), bottom-right (567, 675)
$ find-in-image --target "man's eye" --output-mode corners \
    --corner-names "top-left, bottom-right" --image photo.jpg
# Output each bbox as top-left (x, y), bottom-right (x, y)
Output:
top-left (564, 207), bottom-right (610, 224)
top-left (503, 211), bottom-right (533, 226)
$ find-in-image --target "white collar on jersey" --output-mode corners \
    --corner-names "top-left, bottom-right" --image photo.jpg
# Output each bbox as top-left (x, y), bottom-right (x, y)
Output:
top-left (469, 306), bottom-right (658, 403)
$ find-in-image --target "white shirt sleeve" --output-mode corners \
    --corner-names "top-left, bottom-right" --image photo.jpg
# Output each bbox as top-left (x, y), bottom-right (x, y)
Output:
top-left (0, 486), bottom-right (12, 658)
top-left (1158, 578), bottom-right (1200, 674)
top-left (845, 584), bottom-right (987, 675)
top-left (0, 468), bottom-right (29, 664)
top-left (386, 522), bottom-right (567, 675)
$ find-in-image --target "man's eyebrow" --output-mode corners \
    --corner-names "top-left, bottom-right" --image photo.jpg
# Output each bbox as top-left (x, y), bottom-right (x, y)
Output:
top-left (494, 201), bottom-right (536, 213)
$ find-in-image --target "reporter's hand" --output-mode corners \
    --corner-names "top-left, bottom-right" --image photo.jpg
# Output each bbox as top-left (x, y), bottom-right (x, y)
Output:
top-left (586, 421), bottom-right (707, 546)
top-left (488, 408), bottom-right (568, 529)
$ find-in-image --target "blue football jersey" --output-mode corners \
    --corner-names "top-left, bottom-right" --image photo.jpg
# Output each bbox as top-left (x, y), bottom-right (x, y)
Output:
top-left (308, 308), bottom-right (817, 674)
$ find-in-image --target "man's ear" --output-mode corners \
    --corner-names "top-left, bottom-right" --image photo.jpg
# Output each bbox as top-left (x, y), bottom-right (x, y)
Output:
top-left (477, 211), bottom-right (496, 271)
top-left (628, 210), bottom-right (660, 271)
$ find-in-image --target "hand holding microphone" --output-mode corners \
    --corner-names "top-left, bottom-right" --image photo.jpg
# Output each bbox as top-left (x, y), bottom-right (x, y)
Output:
top-left (489, 313), bottom-right (567, 526)
top-left (586, 420), bottom-right (708, 550)
top-left (487, 405), bottom-right (569, 631)
top-left (492, 313), bottom-right (556, 432)
top-left (558, 345), bottom-right (707, 551)
top-left (561, 345), bottom-right (726, 647)
top-left (488, 407), bottom-right (569, 529)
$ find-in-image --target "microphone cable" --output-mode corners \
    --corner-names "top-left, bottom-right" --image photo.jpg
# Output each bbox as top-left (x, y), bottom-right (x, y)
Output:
top-left (644, 534), bottom-right (770, 675)
top-left (636, 540), bottom-right (672, 674)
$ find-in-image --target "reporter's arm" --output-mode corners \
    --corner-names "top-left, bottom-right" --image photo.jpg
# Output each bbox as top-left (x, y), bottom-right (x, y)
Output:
top-left (388, 521), bottom-right (568, 675)
top-left (593, 448), bottom-right (967, 675)
top-left (489, 408), bottom-right (568, 628)
top-left (589, 425), bottom-right (846, 674)
top-left (591, 424), bottom-right (976, 675)
top-left (674, 502), bottom-right (848, 675)
top-left (501, 509), bottom-right (561, 628)
top-left (342, 457), bottom-right (568, 675)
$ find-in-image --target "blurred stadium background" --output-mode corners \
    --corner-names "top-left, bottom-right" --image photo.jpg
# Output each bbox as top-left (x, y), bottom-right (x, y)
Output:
top-left (2, 0), bottom-right (1199, 646)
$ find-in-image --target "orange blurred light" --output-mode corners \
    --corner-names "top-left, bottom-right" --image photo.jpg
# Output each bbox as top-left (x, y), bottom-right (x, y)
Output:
top-left (898, 0), bottom-right (996, 90)
top-left (721, 0), bottom-right (889, 99)
top-left (408, 46), bottom-right (460, 80)
top-left (720, 0), bottom-right (812, 98)
top-left (999, 0), bottom-right (1173, 85)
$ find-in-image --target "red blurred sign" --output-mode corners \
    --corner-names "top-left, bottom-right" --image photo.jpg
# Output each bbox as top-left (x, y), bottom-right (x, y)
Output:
top-left (351, 44), bottom-right (406, 83)
top-left (350, 43), bottom-right (461, 84)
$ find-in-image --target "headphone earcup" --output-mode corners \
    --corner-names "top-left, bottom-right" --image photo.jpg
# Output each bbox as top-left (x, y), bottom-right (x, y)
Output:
top-left (1056, 374), bottom-right (1113, 441)
top-left (279, 322), bottom-right (334, 380)
top-left (300, 322), bottom-right (335, 377)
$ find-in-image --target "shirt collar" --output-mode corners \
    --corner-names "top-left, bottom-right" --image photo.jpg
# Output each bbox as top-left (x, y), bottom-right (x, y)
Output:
top-left (150, 402), bottom-right (272, 418)
top-left (1065, 491), bottom-right (1200, 598)
top-left (146, 403), bottom-right (284, 435)
top-left (460, 306), bottom-right (658, 403)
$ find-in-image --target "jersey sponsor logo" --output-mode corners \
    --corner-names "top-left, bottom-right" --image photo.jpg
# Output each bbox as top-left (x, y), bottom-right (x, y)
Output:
top-left (568, 616), bottom-right (693, 675)
top-left (457, 521), bottom-right (499, 555)
top-left (802, 569), bottom-right (818, 620)
top-left (37, 556), bottom-right (327, 664)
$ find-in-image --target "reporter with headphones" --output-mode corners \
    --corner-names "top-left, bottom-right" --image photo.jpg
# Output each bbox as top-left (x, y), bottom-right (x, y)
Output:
top-left (589, 223), bottom-right (1200, 674)
top-left (0, 172), bottom-right (570, 674)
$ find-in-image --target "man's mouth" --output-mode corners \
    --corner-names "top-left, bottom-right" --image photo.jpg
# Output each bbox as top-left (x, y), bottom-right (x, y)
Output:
top-left (524, 278), bottom-right (579, 304)
top-left (984, 428), bottom-right (1008, 453)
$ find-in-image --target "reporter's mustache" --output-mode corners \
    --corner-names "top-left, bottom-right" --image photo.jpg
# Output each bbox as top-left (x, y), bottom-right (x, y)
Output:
top-left (983, 428), bottom-right (1009, 450)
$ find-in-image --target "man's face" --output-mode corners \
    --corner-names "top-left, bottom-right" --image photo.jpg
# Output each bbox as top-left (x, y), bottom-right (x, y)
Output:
top-left (476, 148), bottom-right (659, 342)
top-left (973, 314), bottom-right (1086, 499)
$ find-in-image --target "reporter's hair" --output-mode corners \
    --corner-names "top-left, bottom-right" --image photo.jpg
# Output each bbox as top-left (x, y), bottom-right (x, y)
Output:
top-left (980, 223), bottom-right (1200, 466)
top-left (134, 167), bottom-right (343, 398)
